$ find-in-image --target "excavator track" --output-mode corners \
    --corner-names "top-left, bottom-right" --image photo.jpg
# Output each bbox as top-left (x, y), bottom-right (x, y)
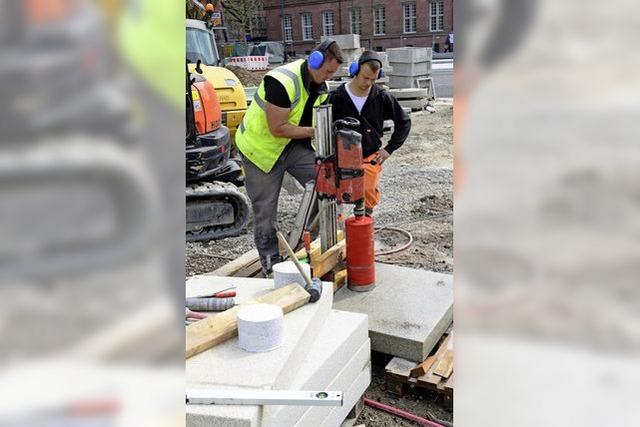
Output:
top-left (186, 181), bottom-right (250, 241)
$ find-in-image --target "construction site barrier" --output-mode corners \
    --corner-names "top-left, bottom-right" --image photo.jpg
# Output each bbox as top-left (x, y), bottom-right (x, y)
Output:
top-left (227, 56), bottom-right (269, 71)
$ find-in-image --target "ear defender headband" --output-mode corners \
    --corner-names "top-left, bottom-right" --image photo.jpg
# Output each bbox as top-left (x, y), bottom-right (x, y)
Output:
top-left (308, 39), bottom-right (336, 70)
top-left (348, 52), bottom-right (385, 79)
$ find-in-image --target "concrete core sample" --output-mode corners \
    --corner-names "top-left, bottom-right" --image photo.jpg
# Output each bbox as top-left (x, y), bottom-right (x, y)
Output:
top-left (333, 263), bottom-right (453, 362)
top-left (237, 304), bottom-right (284, 352)
top-left (273, 260), bottom-right (310, 289)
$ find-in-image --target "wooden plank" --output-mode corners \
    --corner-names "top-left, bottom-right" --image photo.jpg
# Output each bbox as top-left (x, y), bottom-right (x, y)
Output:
top-left (234, 259), bottom-right (263, 278)
top-left (417, 334), bottom-right (451, 386)
top-left (410, 354), bottom-right (437, 378)
top-left (433, 349), bottom-right (453, 379)
top-left (207, 249), bottom-right (259, 277)
top-left (312, 240), bottom-right (346, 278)
top-left (295, 231), bottom-right (344, 260)
top-left (434, 331), bottom-right (454, 378)
top-left (186, 284), bottom-right (310, 358)
top-left (333, 269), bottom-right (347, 292)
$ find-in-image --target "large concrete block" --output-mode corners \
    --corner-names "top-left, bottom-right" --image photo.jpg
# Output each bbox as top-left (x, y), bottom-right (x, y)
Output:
top-left (322, 34), bottom-right (360, 49)
top-left (296, 364), bottom-right (371, 427)
top-left (333, 263), bottom-right (453, 362)
top-left (398, 98), bottom-right (428, 110)
top-left (388, 74), bottom-right (431, 89)
top-left (186, 275), bottom-right (333, 426)
top-left (377, 52), bottom-right (390, 68)
top-left (319, 367), bottom-right (371, 427)
top-left (295, 355), bottom-right (371, 426)
top-left (341, 47), bottom-right (364, 63)
top-left (388, 60), bottom-right (432, 77)
top-left (386, 47), bottom-right (432, 63)
top-left (263, 310), bottom-right (369, 426)
top-left (188, 405), bottom-right (260, 427)
top-left (389, 88), bottom-right (429, 99)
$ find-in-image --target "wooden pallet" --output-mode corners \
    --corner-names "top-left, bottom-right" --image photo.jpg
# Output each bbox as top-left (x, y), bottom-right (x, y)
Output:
top-left (384, 324), bottom-right (454, 409)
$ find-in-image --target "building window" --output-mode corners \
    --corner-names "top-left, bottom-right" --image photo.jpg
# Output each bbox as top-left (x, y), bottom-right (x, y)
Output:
top-left (403, 3), bottom-right (417, 33)
top-left (322, 11), bottom-right (335, 36)
top-left (430, 1), bottom-right (444, 32)
top-left (283, 15), bottom-right (292, 42)
top-left (349, 8), bottom-right (362, 35)
top-left (301, 13), bottom-right (313, 40)
top-left (373, 6), bottom-right (385, 36)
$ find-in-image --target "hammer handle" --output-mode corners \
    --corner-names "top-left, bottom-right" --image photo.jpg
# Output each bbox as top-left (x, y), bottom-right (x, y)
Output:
top-left (276, 231), bottom-right (313, 287)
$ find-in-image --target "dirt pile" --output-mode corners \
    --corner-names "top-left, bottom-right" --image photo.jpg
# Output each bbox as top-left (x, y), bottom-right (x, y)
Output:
top-left (225, 65), bottom-right (267, 87)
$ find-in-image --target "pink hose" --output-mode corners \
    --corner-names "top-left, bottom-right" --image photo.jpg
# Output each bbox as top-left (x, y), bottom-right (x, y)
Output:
top-left (363, 397), bottom-right (447, 427)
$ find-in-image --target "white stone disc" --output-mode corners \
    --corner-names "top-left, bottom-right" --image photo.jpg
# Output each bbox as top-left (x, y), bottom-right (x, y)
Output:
top-left (237, 304), bottom-right (284, 352)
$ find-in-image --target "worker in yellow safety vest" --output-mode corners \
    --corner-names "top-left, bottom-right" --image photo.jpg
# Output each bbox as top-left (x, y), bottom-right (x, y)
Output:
top-left (236, 39), bottom-right (344, 274)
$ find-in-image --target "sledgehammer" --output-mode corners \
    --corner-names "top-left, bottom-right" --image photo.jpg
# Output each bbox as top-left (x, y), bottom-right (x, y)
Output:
top-left (276, 231), bottom-right (322, 302)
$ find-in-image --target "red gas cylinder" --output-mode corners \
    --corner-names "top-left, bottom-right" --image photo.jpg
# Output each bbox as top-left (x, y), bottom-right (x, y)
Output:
top-left (345, 215), bottom-right (375, 291)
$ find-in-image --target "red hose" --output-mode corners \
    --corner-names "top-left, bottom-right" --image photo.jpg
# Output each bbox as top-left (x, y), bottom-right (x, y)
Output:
top-left (363, 397), bottom-right (447, 427)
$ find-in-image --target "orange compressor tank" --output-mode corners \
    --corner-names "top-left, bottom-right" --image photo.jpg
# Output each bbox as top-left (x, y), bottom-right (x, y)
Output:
top-left (345, 215), bottom-right (375, 291)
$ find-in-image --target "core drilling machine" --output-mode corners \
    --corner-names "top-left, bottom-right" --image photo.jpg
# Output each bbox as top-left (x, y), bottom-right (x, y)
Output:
top-left (313, 106), bottom-right (376, 291)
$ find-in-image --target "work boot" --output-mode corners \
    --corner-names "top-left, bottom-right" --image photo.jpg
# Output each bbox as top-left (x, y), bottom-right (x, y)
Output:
top-left (261, 254), bottom-right (284, 277)
top-left (365, 207), bottom-right (374, 217)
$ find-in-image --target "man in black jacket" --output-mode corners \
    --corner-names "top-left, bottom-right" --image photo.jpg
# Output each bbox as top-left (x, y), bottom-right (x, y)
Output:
top-left (328, 51), bottom-right (411, 216)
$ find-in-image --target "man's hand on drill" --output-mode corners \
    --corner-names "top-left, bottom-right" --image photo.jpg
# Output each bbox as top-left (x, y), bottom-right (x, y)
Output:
top-left (374, 148), bottom-right (390, 165)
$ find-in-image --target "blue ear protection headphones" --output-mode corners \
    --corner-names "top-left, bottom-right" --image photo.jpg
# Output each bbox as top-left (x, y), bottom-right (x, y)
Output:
top-left (308, 39), bottom-right (336, 70)
top-left (348, 52), bottom-right (385, 79)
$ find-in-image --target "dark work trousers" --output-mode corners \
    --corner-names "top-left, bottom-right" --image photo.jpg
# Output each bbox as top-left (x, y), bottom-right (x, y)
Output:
top-left (242, 141), bottom-right (316, 272)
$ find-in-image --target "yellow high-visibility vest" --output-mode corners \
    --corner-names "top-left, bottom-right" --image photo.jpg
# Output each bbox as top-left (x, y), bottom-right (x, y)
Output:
top-left (236, 60), bottom-right (328, 173)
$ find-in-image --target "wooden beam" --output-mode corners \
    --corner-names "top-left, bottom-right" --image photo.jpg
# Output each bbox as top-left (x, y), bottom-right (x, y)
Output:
top-left (333, 269), bottom-right (347, 292)
top-left (186, 284), bottom-right (310, 358)
top-left (207, 249), bottom-right (259, 277)
top-left (417, 334), bottom-right (452, 386)
top-left (311, 240), bottom-right (346, 279)
top-left (410, 354), bottom-right (437, 378)
top-left (294, 231), bottom-right (344, 260)
top-left (433, 349), bottom-right (453, 378)
top-left (433, 331), bottom-right (454, 378)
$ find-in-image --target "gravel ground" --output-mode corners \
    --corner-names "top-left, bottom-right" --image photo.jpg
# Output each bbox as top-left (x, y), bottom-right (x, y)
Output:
top-left (186, 99), bottom-right (454, 426)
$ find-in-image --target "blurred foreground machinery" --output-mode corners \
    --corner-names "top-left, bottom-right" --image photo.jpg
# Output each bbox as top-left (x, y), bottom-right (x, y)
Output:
top-left (0, 0), bottom-right (154, 280)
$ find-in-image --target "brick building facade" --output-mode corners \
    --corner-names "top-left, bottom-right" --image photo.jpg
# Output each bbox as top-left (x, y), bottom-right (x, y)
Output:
top-left (264, 0), bottom-right (453, 55)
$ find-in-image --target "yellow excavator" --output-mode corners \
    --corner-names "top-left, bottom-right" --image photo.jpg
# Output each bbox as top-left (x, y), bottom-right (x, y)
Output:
top-left (186, 18), bottom-right (247, 139)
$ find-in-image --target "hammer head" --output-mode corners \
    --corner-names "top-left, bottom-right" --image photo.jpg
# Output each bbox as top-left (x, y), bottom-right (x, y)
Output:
top-left (304, 278), bottom-right (323, 303)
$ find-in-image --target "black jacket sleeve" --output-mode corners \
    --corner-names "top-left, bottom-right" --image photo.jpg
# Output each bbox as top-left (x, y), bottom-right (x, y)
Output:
top-left (383, 92), bottom-right (411, 155)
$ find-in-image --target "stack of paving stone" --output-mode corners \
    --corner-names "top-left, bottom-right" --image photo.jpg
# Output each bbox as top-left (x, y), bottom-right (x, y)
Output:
top-left (322, 34), bottom-right (391, 84)
top-left (386, 47), bottom-right (435, 99)
top-left (389, 87), bottom-right (432, 110)
top-left (186, 275), bottom-right (371, 427)
top-left (322, 34), bottom-right (362, 79)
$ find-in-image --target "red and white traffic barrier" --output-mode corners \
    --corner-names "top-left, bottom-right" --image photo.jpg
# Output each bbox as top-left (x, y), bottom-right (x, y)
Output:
top-left (228, 56), bottom-right (269, 71)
